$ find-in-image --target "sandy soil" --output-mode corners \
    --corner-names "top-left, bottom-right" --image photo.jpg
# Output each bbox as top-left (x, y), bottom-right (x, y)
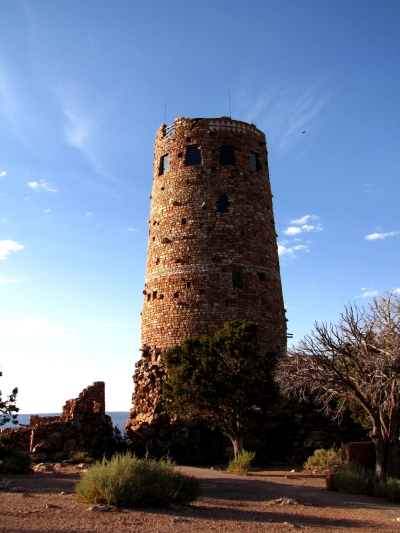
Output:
top-left (0, 463), bottom-right (399, 532)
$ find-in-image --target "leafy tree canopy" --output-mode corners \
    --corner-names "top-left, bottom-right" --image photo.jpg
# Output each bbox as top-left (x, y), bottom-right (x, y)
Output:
top-left (162, 320), bottom-right (276, 458)
top-left (0, 371), bottom-right (19, 427)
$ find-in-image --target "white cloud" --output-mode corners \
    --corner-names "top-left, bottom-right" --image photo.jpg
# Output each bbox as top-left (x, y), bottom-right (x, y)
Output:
top-left (361, 290), bottom-right (379, 298)
top-left (283, 215), bottom-right (322, 236)
top-left (283, 226), bottom-right (302, 236)
top-left (393, 288), bottom-right (400, 295)
top-left (0, 171), bottom-right (6, 177)
top-left (278, 243), bottom-right (309, 256)
top-left (126, 228), bottom-right (137, 232)
top-left (43, 209), bottom-right (50, 213)
top-left (26, 179), bottom-right (57, 193)
top-left (0, 239), bottom-right (23, 260)
top-left (0, 318), bottom-right (74, 337)
top-left (364, 231), bottom-right (399, 241)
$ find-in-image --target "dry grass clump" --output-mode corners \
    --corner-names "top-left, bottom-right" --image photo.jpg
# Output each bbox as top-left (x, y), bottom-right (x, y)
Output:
top-left (226, 450), bottom-right (255, 476)
top-left (303, 446), bottom-right (346, 475)
top-left (75, 452), bottom-right (200, 508)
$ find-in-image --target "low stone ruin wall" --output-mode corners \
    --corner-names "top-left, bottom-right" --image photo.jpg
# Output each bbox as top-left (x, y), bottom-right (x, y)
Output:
top-left (2, 382), bottom-right (113, 461)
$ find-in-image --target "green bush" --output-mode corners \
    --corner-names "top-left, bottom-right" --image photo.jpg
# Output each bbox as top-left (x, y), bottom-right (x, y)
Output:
top-left (0, 450), bottom-right (31, 473)
top-left (374, 477), bottom-right (400, 503)
top-left (75, 452), bottom-right (200, 507)
top-left (304, 446), bottom-right (346, 475)
top-left (226, 450), bottom-right (255, 476)
top-left (70, 451), bottom-right (93, 464)
top-left (333, 462), bottom-right (375, 496)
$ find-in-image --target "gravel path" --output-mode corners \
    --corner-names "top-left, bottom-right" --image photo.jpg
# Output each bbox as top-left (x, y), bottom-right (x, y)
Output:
top-left (0, 464), bottom-right (399, 532)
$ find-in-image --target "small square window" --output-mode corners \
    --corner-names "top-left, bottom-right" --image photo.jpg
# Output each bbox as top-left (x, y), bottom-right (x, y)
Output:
top-left (257, 273), bottom-right (266, 281)
top-left (159, 154), bottom-right (169, 175)
top-left (181, 218), bottom-right (187, 225)
top-left (199, 288), bottom-right (205, 294)
top-left (220, 145), bottom-right (235, 165)
top-left (186, 145), bottom-right (202, 166)
top-left (186, 282), bottom-right (191, 288)
top-left (250, 152), bottom-right (261, 171)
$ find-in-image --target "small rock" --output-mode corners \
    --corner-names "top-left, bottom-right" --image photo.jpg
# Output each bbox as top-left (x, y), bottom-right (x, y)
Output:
top-left (89, 505), bottom-right (110, 512)
top-left (59, 491), bottom-right (68, 495)
top-left (172, 517), bottom-right (189, 523)
top-left (270, 497), bottom-right (300, 506)
top-left (20, 493), bottom-right (31, 498)
top-left (394, 518), bottom-right (400, 522)
top-left (45, 503), bottom-right (58, 509)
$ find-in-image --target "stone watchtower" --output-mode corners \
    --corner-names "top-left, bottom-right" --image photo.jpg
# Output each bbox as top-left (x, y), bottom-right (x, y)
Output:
top-left (125, 117), bottom-right (287, 451)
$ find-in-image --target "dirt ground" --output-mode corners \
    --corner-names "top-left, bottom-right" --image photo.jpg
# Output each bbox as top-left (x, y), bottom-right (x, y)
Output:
top-left (0, 463), bottom-right (399, 533)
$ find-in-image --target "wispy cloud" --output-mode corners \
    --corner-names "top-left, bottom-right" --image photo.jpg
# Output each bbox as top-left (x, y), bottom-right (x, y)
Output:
top-left (239, 79), bottom-right (329, 152)
top-left (126, 228), bottom-right (137, 232)
top-left (278, 242), bottom-right (309, 257)
top-left (96, 323), bottom-right (121, 328)
top-left (85, 212), bottom-right (93, 217)
top-left (26, 179), bottom-right (57, 193)
top-left (0, 171), bottom-right (6, 177)
top-left (364, 231), bottom-right (399, 241)
top-left (283, 215), bottom-right (322, 236)
top-left (361, 290), bottom-right (379, 297)
top-left (0, 239), bottom-right (23, 260)
top-left (0, 318), bottom-right (74, 337)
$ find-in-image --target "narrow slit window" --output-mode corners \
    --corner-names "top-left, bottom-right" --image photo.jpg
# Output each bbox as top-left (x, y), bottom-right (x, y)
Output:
top-left (257, 273), bottom-right (266, 281)
top-left (159, 154), bottom-right (169, 175)
top-left (217, 195), bottom-right (229, 213)
top-left (220, 145), bottom-right (235, 165)
top-left (250, 151), bottom-right (260, 171)
top-left (186, 145), bottom-right (202, 166)
top-left (153, 291), bottom-right (157, 300)
top-left (147, 293), bottom-right (151, 302)
top-left (232, 266), bottom-right (243, 288)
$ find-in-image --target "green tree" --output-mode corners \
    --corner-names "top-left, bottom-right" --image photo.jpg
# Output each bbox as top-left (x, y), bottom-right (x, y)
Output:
top-left (0, 371), bottom-right (19, 426)
top-left (275, 293), bottom-right (399, 478)
top-left (163, 320), bottom-right (275, 459)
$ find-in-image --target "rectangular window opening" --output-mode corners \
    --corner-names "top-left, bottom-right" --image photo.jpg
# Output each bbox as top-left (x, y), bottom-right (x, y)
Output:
top-left (174, 292), bottom-right (179, 298)
top-left (159, 154), bottom-right (169, 175)
top-left (257, 273), bottom-right (266, 282)
top-left (147, 293), bottom-right (151, 302)
top-left (186, 282), bottom-right (191, 288)
top-left (232, 266), bottom-right (243, 288)
top-left (181, 218), bottom-right (187, 225)
top-left (153, 291), bottom-right (157, 300)
top-left (220, 145), bottom-right (235, 165)
top-left (199, 288), bottom-right (205, 294)
top-left (250, 151), bottom-right (261, 171)
top-left (185, 145), bottom-right (202, 166)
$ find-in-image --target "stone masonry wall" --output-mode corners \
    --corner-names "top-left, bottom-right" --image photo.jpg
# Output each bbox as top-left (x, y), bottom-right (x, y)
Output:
top-left (3, 382), bottom-right (113, 460)
top-left (126, 117), bottom-right (287, 454)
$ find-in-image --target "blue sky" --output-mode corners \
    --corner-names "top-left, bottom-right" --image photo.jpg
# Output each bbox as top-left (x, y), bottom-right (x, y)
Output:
top-left (1, 1), bottom-right (399, 413)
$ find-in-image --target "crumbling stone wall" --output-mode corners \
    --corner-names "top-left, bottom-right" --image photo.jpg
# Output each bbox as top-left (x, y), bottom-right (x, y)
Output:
top-left (126, 117), bottom-right (287, 454)
top-left (3, 382), bottom-right (113, 460)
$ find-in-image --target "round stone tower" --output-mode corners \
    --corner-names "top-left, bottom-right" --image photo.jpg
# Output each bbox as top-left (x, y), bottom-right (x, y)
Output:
top-left (126, 117), bottom-right (287, 448)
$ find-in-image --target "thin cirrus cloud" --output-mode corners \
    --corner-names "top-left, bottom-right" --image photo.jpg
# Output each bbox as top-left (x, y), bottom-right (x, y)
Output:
top-left (26, 179), bottom-right (57, 193)
top-left (241, 80), bottom-right (329, 152)
top-left (0, 318), bottom-right (74, 338)
top-left (0, 239), bottom-right (23, 260)
top-left (364, 231), bottom-right (399, 241)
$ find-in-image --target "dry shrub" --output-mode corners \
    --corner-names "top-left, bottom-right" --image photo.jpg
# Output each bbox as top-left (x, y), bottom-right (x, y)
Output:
top-left (75, 452), bottom-right (200, 507)
top-left (226, 450), bottom-right (255, 476)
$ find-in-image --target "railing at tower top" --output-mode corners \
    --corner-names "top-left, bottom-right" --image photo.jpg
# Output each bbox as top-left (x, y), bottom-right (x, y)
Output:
top-left (164, 124), bottom-right (175, 136)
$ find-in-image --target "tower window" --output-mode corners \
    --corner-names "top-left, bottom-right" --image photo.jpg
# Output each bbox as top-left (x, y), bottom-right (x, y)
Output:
top-left (217, 195), bottom-right (229, 213)
top-left (220, 145), bottom-right (235, 165)
top-left (153, 291), bottom-right (157, 300)
top-left (250, 151), bottom-right (261, 171)
top-left (257, 273), bottom-right (266, 281)
top-left (159, 154), bottom-right (169, 175)
top-left (147, 293), bottom-right (151, 302)
top-left (232, 266), bottom-right (243, 288)
top-left (186, 145), bottom-right (202, 166)
top-left (181, 218), bottom-right (187, 224)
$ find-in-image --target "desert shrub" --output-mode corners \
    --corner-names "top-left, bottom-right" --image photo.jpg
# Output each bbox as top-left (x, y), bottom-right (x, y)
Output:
top-left (0, 450), bottom-right (31, 473)
top-left (75, 452), bottom-right (200, 507)
top-left (70, 451), bottom-right (93, 464)
top-left (374, 477), bottom-right (400, 503)
top-left (304, 446), bottom-right (346, 475)
top-left (226, 450), bottom-right (255, 476)
top-left (333, 462), bottom-right (375, 496)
